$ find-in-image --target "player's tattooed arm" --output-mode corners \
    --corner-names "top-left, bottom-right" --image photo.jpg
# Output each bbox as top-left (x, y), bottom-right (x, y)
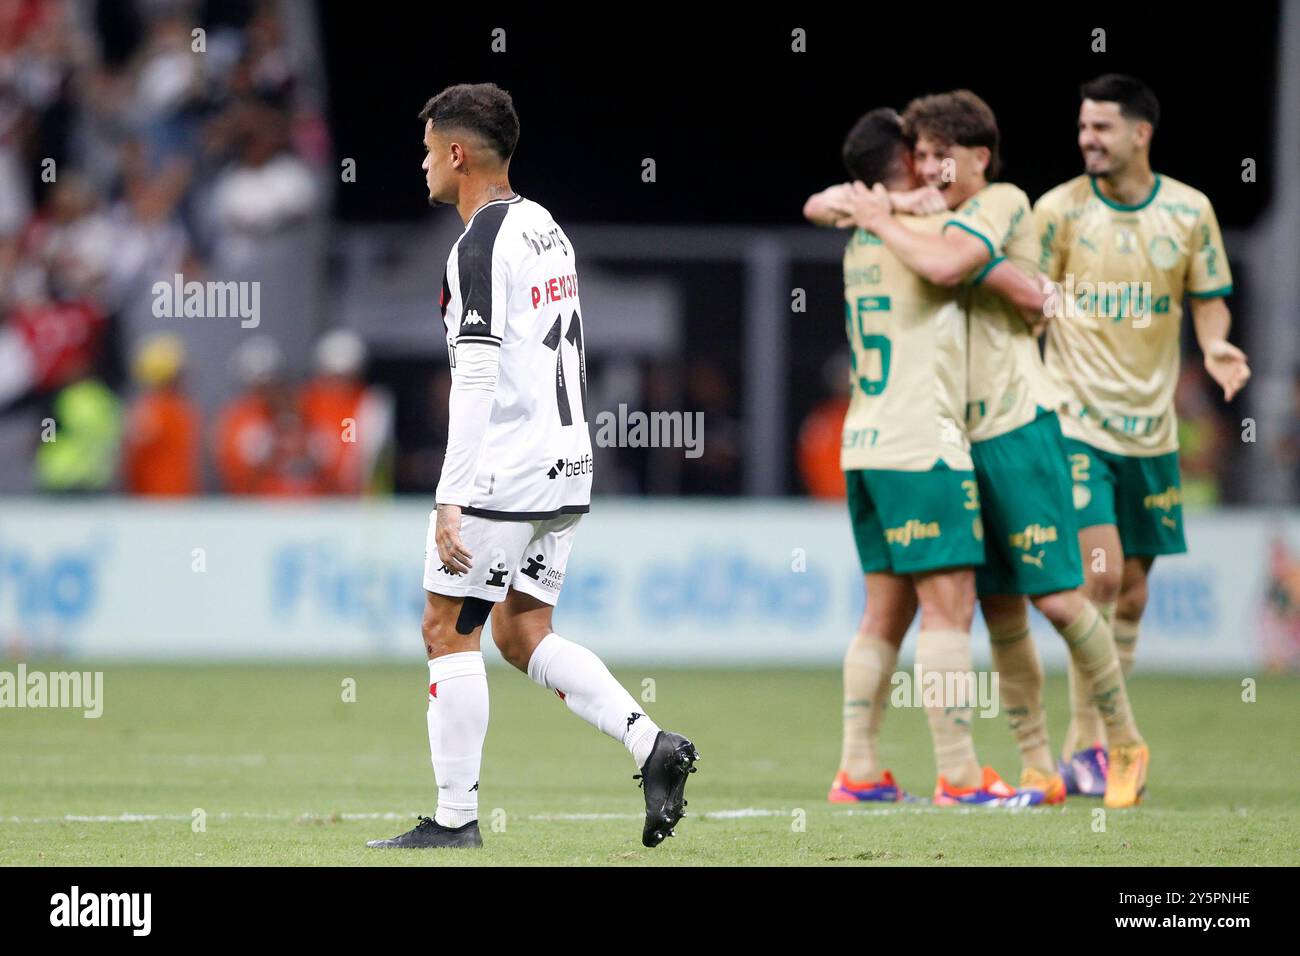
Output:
top-left (434, 503), bottom-right (474, 574)
top-left (846, 182), bottom-right (987, 285)
top-left (1191, 296), bottom-right (1251, 401)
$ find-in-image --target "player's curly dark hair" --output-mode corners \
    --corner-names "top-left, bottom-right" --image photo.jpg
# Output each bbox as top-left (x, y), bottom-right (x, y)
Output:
top-left (841, 107), bottom-right (911, 185)
top-left (1080, 74), bottom-right (1160, 129)
top-left (902, 89), bottom-right (1001, 180)
top-left (419, 82), bottom-right (520, 162)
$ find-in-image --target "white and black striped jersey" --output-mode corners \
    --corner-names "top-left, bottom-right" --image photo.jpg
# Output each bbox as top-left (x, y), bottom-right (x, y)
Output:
top-left (435, 195), bottom-right (593, 519)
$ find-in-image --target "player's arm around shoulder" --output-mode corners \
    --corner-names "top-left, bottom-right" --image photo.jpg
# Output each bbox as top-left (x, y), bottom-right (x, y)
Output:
top-left (847, 181), bottom-right (989, 286)
top-left (803, 183), bottom-right (855, 227)
top-left (804, 183), bottom-right (946, 228)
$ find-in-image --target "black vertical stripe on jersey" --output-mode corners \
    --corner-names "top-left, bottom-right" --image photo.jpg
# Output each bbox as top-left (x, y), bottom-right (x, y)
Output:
top-left (456, 202), bottom-right (511, 340)
top-left (439, 269), bottom-right (451, 319)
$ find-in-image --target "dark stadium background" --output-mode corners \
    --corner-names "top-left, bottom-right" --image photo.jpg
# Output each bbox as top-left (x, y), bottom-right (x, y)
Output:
top-left (8, 1), bottom-right (1283, 502)
top-left (319, 5), bottom-right (1279, 494)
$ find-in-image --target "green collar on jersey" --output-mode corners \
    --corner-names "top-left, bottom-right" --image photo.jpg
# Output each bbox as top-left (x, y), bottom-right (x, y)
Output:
top-left (1090, 173), bottom-right (1162, 212)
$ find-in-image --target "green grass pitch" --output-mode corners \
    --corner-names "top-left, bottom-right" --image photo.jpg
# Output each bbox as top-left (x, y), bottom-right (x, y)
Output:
top-left (2, 663), bottom-right (1296, 866)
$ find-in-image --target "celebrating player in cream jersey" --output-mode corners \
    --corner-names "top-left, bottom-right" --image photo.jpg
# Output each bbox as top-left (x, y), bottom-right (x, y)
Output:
top-left (367, 83), bottom-right (696, 853)
top-left (807, 108), bottom-right (1052, 808)
top-left (1035, 75), bottom-right (1249, 794)
top-left (849, 90), bottom-right (1148, 809)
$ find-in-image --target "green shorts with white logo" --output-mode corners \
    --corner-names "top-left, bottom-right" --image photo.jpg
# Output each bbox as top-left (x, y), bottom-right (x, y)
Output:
top-left (845, 465), bottom-right (985, 576)
top-left (1062, 437), bottom-right (1187, 557)
top-left (971, 410), bottom-right (1084, 597)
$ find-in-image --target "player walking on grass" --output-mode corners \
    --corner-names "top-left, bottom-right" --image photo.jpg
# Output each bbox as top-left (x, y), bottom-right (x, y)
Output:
top-left (1034, 75), bottom-right (1249, 795)
top-left (805, 108), bottom-right (1046, 808)
top-left (367, 83), bottom-right (696, 851)
top-left (847, 90), bottom-right (1148, 809)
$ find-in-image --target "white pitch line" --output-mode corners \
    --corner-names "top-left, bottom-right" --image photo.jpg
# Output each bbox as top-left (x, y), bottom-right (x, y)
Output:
top-left (0, 804), bottom-right (1111, 825)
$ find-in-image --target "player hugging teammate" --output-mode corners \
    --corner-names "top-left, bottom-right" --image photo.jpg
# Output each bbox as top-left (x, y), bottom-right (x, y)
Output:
top-left (803, 75), bottom-right (1243, 809)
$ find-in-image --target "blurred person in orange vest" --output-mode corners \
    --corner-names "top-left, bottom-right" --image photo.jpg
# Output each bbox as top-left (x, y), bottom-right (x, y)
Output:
top-left (123, 333), bottom-right (200, 495)
top-left (214, 336), bottom-right (321, 495)
top-left (798, 350), bottom-right (851, 499)
top-left (301, 329), bottom-right (394, 495)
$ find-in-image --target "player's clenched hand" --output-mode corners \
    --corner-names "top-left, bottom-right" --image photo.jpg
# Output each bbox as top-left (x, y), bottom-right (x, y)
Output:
top-left (435, 503), bottom-right (474, 574)
top-left (1203, 339), bottom-right (1251, 402)
top-left (889, 186), bottom-right (946, 215)
top-left (844, 181), bottom-right (893, 232)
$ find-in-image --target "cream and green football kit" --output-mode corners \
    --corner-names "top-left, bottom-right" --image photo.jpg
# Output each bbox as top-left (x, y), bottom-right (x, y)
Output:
top-left (949, 182), bottom-right (1083, 597)
top-left (840, 216), bottom-right (984, 576)
top-left (1034, 174), bottom-right (1232, 556)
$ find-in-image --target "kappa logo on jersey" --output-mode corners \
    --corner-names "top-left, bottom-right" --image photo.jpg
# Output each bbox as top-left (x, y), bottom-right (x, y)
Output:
top-left (462, 309), bottom-right (486, 326)
top-left (546, 454), bottom-right (594, 479)
top-left (626, 712), bottom-right (643, 731)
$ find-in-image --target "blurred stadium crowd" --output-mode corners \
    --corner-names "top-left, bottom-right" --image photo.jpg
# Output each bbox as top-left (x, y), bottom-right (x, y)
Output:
top-left (0, 0), bottom-right (346, 494)
top-left (0, 0), bottom-right (1292, 502)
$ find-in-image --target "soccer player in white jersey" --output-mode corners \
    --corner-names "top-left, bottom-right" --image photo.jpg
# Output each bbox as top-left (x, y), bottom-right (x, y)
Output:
top-left (367, 83), bottom-right (697, 851)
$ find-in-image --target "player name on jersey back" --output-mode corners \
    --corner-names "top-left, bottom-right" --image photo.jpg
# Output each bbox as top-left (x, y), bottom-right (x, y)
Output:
top-left (441, 195), bottom-right (593, 519)
top-left (839, 218), bottom-right (972, 473)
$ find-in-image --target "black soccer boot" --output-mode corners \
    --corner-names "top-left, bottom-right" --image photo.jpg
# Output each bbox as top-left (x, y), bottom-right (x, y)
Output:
top-left (634, 731), bottom-right (699, 847)
top-left (365, 815), bottom-right (483, 849)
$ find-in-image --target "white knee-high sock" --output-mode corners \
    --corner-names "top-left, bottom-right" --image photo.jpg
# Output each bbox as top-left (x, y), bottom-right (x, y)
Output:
top-left (526, 633), bottom-right (661, 768)
top-left (427, 652), bottom-right (489, 828)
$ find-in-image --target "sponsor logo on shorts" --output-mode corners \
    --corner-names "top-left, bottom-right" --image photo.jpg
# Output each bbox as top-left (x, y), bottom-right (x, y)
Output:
top-left (520, 552), bottom-right (564, 591)
top-left (885, 518), bottom-right (941, 547)
top-left (1009, 523), bottom-right (1058, 549)
top-left (1143, 485), bottom-right (1182, 513)
top-left (1073, 483), bottom-right (1092, 510)
top-left (547, 454), bottom-right (594, 479)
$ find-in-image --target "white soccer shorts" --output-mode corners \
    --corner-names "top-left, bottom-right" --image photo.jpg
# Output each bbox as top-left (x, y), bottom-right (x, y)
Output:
top-left (422, 511), bottom-right (582, 606)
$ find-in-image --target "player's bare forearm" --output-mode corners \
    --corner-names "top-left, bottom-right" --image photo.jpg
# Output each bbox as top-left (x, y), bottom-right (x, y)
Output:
top-left (982, 260), bottom-right (1046, 313)
top-left (1191, 296), bottom-right (1251, 401)
top-left (1191, 295), bottom-right (1232, 349)
top-left (872, 216), bottom-right (988, 286)
top-left (803, 183), bottom-right (854, 228)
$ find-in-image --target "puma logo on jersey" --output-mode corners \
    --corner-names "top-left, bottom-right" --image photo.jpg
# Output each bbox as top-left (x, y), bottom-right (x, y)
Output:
top-left (462, 309), bottom-right (486, 326)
